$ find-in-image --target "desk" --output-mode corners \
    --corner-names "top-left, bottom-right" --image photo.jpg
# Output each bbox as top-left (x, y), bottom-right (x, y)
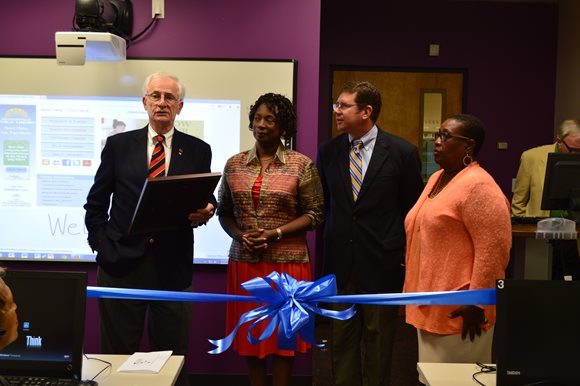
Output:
top-left (512, 223), bottom-right (580, 279)
top-left (512, 223), bottom-right (552, 279)
top-left (417, 362), bottom-right (495, 386)
top-left (82, 354), bottom-right (184, 386)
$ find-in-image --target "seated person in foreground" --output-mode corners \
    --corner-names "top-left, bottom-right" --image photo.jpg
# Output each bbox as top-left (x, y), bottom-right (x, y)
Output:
top-left (0, 267), bottom-right (18, 351)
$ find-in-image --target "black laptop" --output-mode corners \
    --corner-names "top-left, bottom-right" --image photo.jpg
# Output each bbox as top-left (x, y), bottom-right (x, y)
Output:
top-left (0, 270), bottom-right (87, 384)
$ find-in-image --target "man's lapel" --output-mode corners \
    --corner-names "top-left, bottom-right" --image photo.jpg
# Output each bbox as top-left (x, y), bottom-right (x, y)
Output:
top-left (357, 129), bottom-right (390, 201)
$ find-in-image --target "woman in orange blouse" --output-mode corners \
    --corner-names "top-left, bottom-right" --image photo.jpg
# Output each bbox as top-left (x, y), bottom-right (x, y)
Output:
top-left (403, 114), bottom-right (511, 385)
top-left (217, 93), bottom-right (324, 386)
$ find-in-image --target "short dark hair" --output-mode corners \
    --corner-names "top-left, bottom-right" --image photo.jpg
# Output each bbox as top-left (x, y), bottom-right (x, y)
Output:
top-left (112, 119), bottom-right (126, 128)
top-left (248, 93), bottom-right (297, 138)
top-left (340, 80), bottom-right (382, 122)
top-left (449, 113), bottom-right (486, 156)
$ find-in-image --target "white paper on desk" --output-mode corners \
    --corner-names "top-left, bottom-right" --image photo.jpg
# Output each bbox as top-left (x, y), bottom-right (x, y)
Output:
top-left (117, 350), bottom-right (173, 373)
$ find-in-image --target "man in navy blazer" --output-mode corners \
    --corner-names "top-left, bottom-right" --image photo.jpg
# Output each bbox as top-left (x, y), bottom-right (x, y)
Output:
top-left (84, 72), bottom-right (215, 386)
top-left (317, 81), bottom-right (423, 386)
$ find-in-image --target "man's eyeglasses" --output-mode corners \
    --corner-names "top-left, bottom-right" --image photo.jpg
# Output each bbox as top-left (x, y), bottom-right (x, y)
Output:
top-left (561, 139), bottom-right (580, 153)
top-left (332, 102), bottom-right (358, 111)
top-left (431, 131), bottom-right (472, 142)
top-left (145, 92), bottom-right (181, 105)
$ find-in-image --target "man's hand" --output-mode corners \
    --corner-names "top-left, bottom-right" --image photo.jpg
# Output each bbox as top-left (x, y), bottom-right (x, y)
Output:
top-left (188, 203), bottom-right (215, 227)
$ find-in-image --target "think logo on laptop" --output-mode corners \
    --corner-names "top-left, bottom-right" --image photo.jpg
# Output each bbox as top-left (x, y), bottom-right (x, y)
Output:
top-left (0, 270), bottom-right (87, 385)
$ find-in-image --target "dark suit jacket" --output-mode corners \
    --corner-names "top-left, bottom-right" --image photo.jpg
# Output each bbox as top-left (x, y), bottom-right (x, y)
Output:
top-left (316, 128), bottom-right (423, 293)
top-left (84, 127), bottom-right (215, 290)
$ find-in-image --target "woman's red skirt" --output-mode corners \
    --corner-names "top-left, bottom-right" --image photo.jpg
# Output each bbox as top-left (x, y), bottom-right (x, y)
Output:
top-left (226, 259), bottom-right (312, 358)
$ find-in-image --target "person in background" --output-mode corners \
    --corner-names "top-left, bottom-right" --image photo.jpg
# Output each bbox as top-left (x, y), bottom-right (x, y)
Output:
top-left (511, 118), bottom-right (580, 217)
top-left (84, 72), bottom-right (216, 386)
top-left (511, 119), bottom-right (580, 280)
top-left (0, 267), bottom-right (18, 351)
top-left (316, 80), bottom-right (423, 386)
top-left (403, 114), bottom-right (511, 386)
top-left (217, 93), bottom-right (324, 386)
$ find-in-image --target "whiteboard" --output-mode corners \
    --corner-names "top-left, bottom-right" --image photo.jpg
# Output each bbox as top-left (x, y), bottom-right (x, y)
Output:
top-left (0, 57), bottom-right (296, 264)
top-left (0, 57), bottom-right (296, 150)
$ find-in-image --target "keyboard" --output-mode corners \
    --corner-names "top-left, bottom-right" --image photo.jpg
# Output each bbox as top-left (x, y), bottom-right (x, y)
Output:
top-left (511, 216), bottom-right (548, 224)
top-left (2, 376), bottom-right (79, 386)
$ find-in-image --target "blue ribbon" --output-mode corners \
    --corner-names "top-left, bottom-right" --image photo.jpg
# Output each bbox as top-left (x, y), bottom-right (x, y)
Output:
top-left (86, 286), bottom-right (253, 303)
top-left (86, 272), bottom-right (496, 355)
top-left (207, 272), bottom-right (355, 354)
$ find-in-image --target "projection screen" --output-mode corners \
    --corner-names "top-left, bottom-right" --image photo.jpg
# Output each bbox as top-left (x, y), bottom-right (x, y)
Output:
top-left (0, 57), bottom-right (296, 264)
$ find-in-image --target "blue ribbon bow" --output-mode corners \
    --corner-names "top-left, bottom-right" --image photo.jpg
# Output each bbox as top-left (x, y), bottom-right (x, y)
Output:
top-left (208, 271), bottom-right (355, 354)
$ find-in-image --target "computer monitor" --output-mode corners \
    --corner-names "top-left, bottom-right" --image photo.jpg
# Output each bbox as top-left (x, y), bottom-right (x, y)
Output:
top-left (540, 152), bottom-right (580, 221)
top-left (0, 270), bottom-right (87, 379)
top-left (495, 279), bottom-right (580, 386)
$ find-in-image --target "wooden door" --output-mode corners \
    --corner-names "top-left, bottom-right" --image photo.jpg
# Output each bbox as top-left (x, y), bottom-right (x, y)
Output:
top-left (331, 69), bottom-right (465, 181)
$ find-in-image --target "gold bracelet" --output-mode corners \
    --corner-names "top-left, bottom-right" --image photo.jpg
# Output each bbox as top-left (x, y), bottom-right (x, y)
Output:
top-left (275, 228), bottom-right (283, 240)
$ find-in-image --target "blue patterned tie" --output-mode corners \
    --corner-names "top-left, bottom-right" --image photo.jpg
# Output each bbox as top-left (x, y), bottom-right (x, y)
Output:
top-left (350, 140), bottom-right (363, 201)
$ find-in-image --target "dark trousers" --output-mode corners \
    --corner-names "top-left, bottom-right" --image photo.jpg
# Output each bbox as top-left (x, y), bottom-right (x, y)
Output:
top-left (97, 253), bottom-right (192, 386)
top-left (330, 282), bottom-right (398, 386)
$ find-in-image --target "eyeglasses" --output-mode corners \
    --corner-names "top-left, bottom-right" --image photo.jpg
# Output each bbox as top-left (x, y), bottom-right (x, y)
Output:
top-left (332, 102), bottom-right (358, 111)
top-left (561, 139), bottom-right (580, 153)
top-left (145, 92), bottom-right (181, 105)
top-left (431, 131), bottom-right (472, 142)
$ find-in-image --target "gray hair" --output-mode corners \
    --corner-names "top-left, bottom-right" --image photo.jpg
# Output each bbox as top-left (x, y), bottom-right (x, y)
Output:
top-left (142, 72), bottom-right (186, 100)
top-left (557, 119), bottom-right (580, 140)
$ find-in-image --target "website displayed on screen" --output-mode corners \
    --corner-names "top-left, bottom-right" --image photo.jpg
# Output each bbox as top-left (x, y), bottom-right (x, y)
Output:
top-left (0, 95), bottom-right (239, 264)
top-left (0, 57), bottom-right (295, 265)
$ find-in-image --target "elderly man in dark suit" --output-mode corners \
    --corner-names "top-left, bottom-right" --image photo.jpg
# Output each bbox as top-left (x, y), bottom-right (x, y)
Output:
top-left (84, 72), bottom-right (215, 386)
top-left (317, 80), bottom-right (423, 386)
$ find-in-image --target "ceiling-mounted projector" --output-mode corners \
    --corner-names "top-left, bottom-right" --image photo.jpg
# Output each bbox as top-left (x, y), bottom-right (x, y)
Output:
top-left (55, 0), bottom-right (133, 65)
top-left (55, 31), bottom-right (126, 65)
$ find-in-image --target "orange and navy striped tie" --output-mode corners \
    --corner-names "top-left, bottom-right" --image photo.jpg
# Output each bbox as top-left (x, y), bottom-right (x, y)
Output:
top-left (148, 135), bottom-right (166, 178)
top-left (350, 140), bottom-right (363, 201)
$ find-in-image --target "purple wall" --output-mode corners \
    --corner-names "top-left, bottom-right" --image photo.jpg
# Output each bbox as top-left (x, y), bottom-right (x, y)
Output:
top-left (319, 0), bottom-right (558, 197)
top-left (1, 0), bottom-right (321, 376)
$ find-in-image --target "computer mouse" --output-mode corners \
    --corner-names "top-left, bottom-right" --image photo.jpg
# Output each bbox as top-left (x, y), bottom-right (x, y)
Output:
top-left (78, 381), bottom-right (98, 386)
